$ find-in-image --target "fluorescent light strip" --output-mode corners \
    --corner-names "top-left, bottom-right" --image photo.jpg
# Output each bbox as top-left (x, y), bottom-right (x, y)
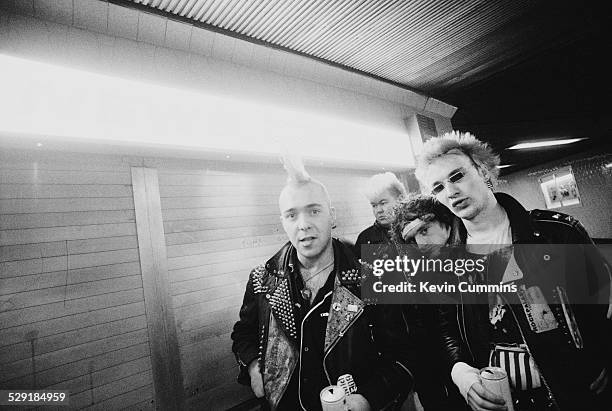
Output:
top-left (0, 54), bottom-right (416, 168)
top-left (496, 164), bottom-right (513, 169)
top-left (507, 138), bottom-right (585, 150)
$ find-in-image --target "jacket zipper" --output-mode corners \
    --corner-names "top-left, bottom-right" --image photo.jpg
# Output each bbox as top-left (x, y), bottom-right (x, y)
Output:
top-left (322, 307), bottom-right (412, 411)
top-left (322, 307), bottom-right (364, 384)
top-left (298, 291), bottom-right (333, 411)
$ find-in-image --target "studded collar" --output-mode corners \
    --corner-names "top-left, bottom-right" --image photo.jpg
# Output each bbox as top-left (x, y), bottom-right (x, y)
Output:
top-left (262, 239), bottom-right (363, 343)
top-left (264, 238), bottom-right (361, 284)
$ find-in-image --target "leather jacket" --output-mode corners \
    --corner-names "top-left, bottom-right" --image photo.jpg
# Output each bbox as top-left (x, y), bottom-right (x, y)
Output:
top-left (355, 222), bottom-right (393, 260)
top-left (439, 193), bottom-right (612, 409)
top-left (231, 238), bottom-right (414, 410)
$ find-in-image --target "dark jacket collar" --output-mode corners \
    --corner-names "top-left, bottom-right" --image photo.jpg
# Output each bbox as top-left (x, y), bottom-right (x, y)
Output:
top-left (495, 192), bottom-right (538, 243)
top-left (373, 221), bottom-right (392, 238)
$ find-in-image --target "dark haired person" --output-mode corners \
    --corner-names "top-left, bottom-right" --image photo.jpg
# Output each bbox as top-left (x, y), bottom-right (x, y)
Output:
top-left (391, 194), bottom-right (466, 411)
top-left (391, 193), bottom-right (457, 253)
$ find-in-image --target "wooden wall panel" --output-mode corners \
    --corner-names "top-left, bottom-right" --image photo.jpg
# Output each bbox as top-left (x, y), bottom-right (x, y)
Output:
top-left (0, 315), bottom-right (148, 364)
top-left (0, 149), bottom-right (393, 410)
top-left (156, 161), bottom-right (375, 410)
top-left (131, 167), bottom-right (184, 410)
top-left (2, 343), bottom-right (151, 390)
top-left (0, 184), bottom-right (133, 199)
top-left (0, 150), bottom-right (155, 410)
top-left (0, 223), bottom-right (138, 246)
top-left (0, 302), bottom-right (146, 347)
top-left (1, 210), bottom-right (136, 230)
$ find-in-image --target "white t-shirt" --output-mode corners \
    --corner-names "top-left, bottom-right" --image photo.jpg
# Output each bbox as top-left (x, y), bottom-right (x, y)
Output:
top-left (466, 210), bottom-right (512, 254)
top-left (454, 209), bottom-right (515, 400)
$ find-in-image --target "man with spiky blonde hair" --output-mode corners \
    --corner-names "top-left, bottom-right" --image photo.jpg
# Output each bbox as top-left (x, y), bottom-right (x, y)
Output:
top-left (414, 131), bottom-right (612, 410)
top-left (232, 156), bottom-right (413, 411)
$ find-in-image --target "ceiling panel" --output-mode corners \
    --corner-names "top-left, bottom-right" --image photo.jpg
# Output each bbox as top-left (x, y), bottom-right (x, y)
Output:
top-left (111, 0), bottom-right (610, 172)
top-left (124, 0), bottom-right (540, 93)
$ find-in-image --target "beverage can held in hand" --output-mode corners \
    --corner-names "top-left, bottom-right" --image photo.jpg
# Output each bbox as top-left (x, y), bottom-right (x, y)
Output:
top-left (480, 366), bottom-right (515, 411)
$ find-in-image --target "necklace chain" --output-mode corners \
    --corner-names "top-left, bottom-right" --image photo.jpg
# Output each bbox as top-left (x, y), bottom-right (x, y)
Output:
top-left (301, 260), bottom-right (334, 283)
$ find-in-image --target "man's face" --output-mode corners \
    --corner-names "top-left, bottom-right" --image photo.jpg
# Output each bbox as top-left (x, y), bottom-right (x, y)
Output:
top-left (414, 220), bottom-right (450, 246)
top-left (370, 189), bottom-right (401, 227)
top-left (279, 182), bottom-right (334, 262)
top-left (419, 153), bottom-right (491, 221)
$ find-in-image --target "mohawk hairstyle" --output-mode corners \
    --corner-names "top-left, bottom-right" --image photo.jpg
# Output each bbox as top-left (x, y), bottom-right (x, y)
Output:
top-left (391, 194), bottom-right (455, 244)
top-left (279, 150), bottom-right (332, 208)
top-left (280, 150), bottom-right (312, 184)
top-left (415, 131), bottom-right (501, 185)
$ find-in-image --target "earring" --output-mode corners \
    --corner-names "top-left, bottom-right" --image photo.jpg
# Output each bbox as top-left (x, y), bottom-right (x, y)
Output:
top-left (486, 178), bottom-right (494, 190)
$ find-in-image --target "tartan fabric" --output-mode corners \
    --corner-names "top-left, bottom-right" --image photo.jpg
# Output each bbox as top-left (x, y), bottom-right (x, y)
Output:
top-left (489, 345), bottom-right (541, 391)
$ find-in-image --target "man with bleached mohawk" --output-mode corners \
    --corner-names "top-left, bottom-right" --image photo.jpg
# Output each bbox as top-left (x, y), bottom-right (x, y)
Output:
top-left (231, 155), bottom-right (414, 410)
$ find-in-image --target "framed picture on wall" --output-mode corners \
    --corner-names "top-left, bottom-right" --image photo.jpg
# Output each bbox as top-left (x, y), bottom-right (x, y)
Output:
top-left (538, 166), bottom-right (581, 209)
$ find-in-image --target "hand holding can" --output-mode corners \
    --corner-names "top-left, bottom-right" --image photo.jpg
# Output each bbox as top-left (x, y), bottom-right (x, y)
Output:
top-left (480, 366), bottom-right (515, 411)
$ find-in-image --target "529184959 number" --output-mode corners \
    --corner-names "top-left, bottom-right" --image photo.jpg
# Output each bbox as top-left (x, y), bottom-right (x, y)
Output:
top-left (0, 390), bottom-right (69, 405)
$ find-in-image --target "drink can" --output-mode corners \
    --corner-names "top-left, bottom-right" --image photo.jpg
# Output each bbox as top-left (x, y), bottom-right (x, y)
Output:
top-left (480, 366), bottom-right (515, 411)
top-left (320, 385), bottom-right (346, 411)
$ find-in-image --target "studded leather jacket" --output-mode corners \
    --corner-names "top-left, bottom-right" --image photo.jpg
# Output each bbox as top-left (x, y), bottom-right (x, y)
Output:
top-left (439, 193), bottom-right (612, 409)
top-left (231, 238), bottom-right (414, 410)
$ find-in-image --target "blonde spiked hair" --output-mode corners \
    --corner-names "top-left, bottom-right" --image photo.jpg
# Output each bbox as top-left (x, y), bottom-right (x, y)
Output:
top-left (414, 131), bottom-right (500, 186)
top-left (362, 172), bottom-right (407, 202)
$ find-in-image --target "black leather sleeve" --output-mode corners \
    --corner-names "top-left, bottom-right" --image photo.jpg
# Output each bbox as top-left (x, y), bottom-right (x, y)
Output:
top-left (230, 269), bottom-right (261, 385)
top-left (533, 213), bottom-right (612, 372)
top-left (566, 221), bottom-right (612, 372)
top-left (435, 303), bottom-right (470, 372)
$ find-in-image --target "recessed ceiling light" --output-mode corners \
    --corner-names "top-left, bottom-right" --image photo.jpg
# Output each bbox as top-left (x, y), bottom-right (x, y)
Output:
top-left (225, 155), bottom-right (230, 159)
top-left (36, 142), bottom-right (43, 147)
top-left (507, 138), bottom-right (585, 150)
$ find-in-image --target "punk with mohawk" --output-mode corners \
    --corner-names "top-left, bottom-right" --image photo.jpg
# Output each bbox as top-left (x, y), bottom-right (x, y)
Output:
top-left (279, 151), bottom-right (332, 209)
top-left (232, 153), bottom-right (414, 411)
